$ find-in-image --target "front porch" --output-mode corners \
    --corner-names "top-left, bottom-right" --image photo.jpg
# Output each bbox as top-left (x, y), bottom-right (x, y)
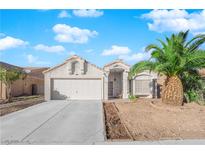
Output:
top-left (104, 60), bottom-right (130, 100)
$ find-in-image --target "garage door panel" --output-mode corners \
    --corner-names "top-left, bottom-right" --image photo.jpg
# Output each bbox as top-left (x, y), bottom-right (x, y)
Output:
top-left (51, 79), bottom-right (102, 100)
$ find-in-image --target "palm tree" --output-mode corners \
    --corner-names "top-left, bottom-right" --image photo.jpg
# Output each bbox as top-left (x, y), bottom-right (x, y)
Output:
top-left (130, 30), bottom-right (205, 105)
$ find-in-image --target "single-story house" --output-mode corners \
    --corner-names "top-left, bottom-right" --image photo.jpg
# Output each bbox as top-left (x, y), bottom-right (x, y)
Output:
top-left (44, 55), bottom-right (158, 101)
top-left (0, 62), bottom-right (48, 100)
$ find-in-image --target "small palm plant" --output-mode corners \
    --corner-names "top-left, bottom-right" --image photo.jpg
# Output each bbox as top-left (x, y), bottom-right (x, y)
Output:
top-left (130, 30), bottom-right (205, 105)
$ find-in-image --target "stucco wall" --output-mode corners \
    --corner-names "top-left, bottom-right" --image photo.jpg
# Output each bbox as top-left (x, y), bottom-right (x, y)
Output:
top-left (132, 71), bottom-right (158, 98)
top-left (44, 59), bottom-right (105, 101)
top-left (11, 79), bottom-right (24, 97)
top-left (0, 76), bottom-right (44, 100)
top-left (45, 62), bottom-right (104, 79)
top-left (23, 76), bottom-right (44, 95)
top-left (0, 81), bottom-right (6, 99)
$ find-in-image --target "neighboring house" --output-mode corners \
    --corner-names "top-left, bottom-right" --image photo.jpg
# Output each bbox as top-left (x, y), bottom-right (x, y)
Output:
top-left (44, 55), bottom-right (158, 101)
top-left (0, 62), bottom-right (48, 100)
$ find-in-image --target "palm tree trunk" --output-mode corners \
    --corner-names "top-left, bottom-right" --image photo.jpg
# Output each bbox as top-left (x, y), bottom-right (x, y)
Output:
top-left (162, 75), bottom-right (184, 105)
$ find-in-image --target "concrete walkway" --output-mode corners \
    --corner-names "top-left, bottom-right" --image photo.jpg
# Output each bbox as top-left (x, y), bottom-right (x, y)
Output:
top-left (0, 100), bottom-right (105, 144)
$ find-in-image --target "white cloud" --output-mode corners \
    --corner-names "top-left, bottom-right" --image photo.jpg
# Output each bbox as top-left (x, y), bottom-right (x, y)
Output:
top-left (58, 10), bottom-right (71, 18)
top-left (85, 49), bottom-right (93, 53)
top-left (102, 45), bottom-right (131, 56)
top-left (68, 51), bottom-right (75, 56)
top-left (119, 52), bottom-right (150, 63)
top-left (0, 33), bottom-right (5, 38)
top-left (141, 9), bottom-right (205, 34)
top-left (73, 9), bottom-right (103, 18)
top-left (27, 54), bottom-right (37, 64)
top-left (34, 44), bottom-right (65, 53)
top-left (53, 24), bottom-right (98, 44)
top-left (0, 36), bottom-right (28, 51)
top-left (102, 45), bottom-right (150, 63)
top-left (26, 54), bottom-right (49, 65)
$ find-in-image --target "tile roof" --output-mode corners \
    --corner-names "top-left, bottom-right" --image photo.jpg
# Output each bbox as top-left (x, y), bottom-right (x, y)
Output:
top-left (0, 61), bottom-right (48, 79)
top-left (0, 61), bottom-right (23, 70)
top-left (43, 55), bottom-right (104, 73)
top-left (103, 59), bottom-right (130, 68)
top-left (24, 67), bottom-right (49, 79)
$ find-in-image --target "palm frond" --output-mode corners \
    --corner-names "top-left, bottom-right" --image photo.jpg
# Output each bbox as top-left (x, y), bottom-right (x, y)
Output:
top-left (129, 61), bottom-right (157, 78)
top-left (132, 30), bottom-right (205, 82)
top-left (185, 34), bottom-right (205, 48)
top-left (145, 44), bottom-right (162, 52)
top-left (187, 37), bottom-right (205, 53)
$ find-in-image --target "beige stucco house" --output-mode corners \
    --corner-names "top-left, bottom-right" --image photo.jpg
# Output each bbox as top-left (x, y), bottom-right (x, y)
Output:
top-left (0, 62), bottom-right (48, 100)
top-left (44, 55), bottom-right (158, 101)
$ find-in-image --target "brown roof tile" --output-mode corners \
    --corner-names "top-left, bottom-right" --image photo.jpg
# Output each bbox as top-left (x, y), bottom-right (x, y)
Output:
top-left (23, 67), bottom-right (49, 79)
top-left (0, 61), bottom-right (48, 79)
top-left (0, 61), bottom-right (23, 71)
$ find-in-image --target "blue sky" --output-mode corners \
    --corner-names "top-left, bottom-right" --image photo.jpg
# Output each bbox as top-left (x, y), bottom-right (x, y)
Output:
top-left (0, 9), bottom-right (204, 68)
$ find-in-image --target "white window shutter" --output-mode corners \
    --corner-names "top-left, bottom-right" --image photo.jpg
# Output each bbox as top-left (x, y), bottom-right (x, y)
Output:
top-left (80, 60), bottom-right (85, 74)
top-left (68, 63), bottom-right (72, 75)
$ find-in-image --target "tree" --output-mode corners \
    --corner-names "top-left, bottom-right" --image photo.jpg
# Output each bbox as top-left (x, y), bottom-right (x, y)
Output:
top-left (0, 67), bottom-right (23, 102)
top-left (129, 30), bottom-right (205, 105)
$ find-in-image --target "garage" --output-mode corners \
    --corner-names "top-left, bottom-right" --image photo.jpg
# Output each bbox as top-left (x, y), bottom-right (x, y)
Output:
top-left (51, 78), bottom-right (102, 100)
top-left (43, 55), bottom-right (106, 101)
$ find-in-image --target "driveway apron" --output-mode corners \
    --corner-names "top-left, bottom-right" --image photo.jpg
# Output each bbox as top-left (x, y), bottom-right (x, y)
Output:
top-left (0, 100), bottom-right (105, 144)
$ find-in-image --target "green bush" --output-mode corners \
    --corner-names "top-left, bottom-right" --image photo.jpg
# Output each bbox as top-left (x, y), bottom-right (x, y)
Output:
top-left (184, 90), bottom-right (200, 103)
top-left (184, 89), bottom-right (205, 105)
top-left (180, 70), bottom-right (205, 104)
top-left (128, 94), bottom-right (138, 101)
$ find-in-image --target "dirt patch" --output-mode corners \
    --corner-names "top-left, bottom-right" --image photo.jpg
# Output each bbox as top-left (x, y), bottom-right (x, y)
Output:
top-left (0, 95), bottom-right (44, 116)
top-left (114, 98), bottom-right (205, 141)
top-left (103, 103), bottom-right (132, 140)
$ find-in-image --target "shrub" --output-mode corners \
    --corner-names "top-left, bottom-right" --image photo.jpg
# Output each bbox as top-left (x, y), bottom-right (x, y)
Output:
top-left (180, 70), bottom-right (205, 104)
top-left (128, 94), bottom-right (138, 101)
top-left (184, 90), bottom-right (200, 103)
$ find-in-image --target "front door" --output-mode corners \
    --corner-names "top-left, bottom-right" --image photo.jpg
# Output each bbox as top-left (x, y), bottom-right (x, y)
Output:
top-left (108, 81), bottom-right (113, 98)
top-left (31, 84), bottom-right (37, 95)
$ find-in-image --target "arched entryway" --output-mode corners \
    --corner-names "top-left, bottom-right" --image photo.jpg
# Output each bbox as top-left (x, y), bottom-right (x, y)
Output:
top-left (108, 69), bottom-right (123, 98)
top-left (104, 59), bottom-right (130, 99)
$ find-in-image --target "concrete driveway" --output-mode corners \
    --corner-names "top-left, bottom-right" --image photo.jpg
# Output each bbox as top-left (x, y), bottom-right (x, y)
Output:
top-left (0, 100), bottom-right (105, 144)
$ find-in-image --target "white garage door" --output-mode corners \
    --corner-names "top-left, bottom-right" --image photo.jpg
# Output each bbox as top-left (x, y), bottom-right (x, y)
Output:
top-left (51, 78), bottom-right (102, 100)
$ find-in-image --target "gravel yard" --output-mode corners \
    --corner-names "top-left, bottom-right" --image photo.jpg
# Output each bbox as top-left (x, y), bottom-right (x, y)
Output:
top-left (104, 99), bottom-right (205, 141)
top-left (0, 95), bottom-right (44, 116)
